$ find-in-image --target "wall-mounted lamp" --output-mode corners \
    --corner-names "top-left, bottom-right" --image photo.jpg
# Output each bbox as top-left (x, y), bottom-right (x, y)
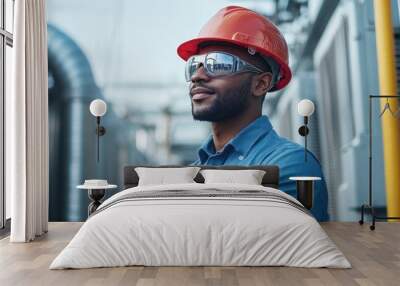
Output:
top-left (89, 99), bottom-right (107, 162)
top-left (297, 99), bottom-right (315, 162)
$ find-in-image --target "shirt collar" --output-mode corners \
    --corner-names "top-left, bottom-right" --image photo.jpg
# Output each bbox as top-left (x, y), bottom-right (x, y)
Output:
top-left (197, 115), bottom-right (273, 162)
top-left (198, 134), bottom-right (215, 163)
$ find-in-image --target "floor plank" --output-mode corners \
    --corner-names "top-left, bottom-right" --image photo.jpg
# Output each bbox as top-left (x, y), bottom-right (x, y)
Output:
top-left (0, 222), bottom-right (399, 286)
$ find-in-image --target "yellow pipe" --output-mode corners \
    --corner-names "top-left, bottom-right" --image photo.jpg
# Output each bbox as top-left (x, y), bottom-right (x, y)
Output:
top-left (373, 0), bottom-right (400, 217)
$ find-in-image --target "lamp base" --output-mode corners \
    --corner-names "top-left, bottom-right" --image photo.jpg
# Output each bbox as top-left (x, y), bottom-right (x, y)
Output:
top-left (298, 125), bottom-right (309, 136)
top-left (96, 126), bottom-right (106, 136)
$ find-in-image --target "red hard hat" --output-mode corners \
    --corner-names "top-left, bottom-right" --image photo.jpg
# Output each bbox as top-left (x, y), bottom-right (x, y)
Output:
top-left (177, 6), bottom-right (292, 91)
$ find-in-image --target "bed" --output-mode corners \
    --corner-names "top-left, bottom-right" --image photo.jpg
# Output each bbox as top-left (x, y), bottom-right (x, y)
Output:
top-left (50, 165), bottom-right (350, 269)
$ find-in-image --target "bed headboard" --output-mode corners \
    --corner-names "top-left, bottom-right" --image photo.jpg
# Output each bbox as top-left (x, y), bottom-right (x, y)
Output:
top-left (123, 165), bottom-right (280, 189)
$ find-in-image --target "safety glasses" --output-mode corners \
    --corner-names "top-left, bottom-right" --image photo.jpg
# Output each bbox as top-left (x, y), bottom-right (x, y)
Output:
top-left (185, 51), bottom-right (265, 82)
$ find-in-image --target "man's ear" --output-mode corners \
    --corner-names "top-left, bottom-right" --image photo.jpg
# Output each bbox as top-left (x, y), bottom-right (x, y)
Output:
top-left (252, 72), bottom-right (273, 97)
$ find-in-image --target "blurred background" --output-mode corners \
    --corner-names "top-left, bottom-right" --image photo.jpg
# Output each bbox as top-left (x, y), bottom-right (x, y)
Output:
top-left (42, 0), bottom-right (400, 221)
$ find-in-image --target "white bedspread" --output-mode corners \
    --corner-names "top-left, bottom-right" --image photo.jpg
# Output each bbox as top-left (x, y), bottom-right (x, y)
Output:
top-left (50, 183), bottom-right (351, 269)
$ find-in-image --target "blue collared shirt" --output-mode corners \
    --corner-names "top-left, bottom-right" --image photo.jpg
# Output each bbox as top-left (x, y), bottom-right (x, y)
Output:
top-left (192, 115), bottom-right (329, 221)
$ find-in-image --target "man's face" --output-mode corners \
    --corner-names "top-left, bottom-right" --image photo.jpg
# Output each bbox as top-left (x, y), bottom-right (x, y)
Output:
top-left (188, 44), bottom-right (265, 122)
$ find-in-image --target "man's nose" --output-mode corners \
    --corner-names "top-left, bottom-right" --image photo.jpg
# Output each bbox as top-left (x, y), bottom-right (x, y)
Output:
top-left (191, 64), bottom-right (210, 82)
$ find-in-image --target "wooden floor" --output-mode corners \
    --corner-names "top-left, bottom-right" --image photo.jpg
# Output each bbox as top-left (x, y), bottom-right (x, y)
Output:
top-left (0, 222), bottom-right (399, 286)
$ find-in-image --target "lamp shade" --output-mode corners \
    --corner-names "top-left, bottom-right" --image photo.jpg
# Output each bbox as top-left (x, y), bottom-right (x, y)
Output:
top-left (90, 99), bottom-right (107, 117)
top-left (297, 99), bottom-right (315, 117)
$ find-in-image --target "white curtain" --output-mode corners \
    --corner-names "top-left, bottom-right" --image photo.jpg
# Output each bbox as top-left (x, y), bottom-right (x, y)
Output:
top-left (7, 0), bottom-right (49, 242)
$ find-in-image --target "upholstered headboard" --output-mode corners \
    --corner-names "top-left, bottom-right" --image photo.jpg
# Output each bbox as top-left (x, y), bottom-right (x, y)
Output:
top-left (123, 165), bottom-right (280, 189)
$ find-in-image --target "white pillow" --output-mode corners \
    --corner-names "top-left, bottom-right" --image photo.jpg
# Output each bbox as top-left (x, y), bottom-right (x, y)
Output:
top-left (200, 169), bottom-right (266, 185)
top-left (135, 167), bottom-right (201, 186)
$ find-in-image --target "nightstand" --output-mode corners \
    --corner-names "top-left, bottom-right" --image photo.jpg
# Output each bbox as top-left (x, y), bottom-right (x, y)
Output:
top-left (289, 176), bottom-right (321, 210)
top-left (77, 180), bottom-right (117, 216)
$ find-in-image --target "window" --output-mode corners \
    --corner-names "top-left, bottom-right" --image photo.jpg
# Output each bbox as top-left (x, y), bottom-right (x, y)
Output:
top-left (0, 0), bottom-right (14, 231)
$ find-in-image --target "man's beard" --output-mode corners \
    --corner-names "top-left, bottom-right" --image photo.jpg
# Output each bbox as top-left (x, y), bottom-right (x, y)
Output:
top-left (191, 77), bottom-right (252, 122)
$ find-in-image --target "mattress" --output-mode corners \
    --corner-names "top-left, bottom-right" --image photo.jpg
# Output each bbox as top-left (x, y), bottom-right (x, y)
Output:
top-left (50, 183), bottom-right (351, 269)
